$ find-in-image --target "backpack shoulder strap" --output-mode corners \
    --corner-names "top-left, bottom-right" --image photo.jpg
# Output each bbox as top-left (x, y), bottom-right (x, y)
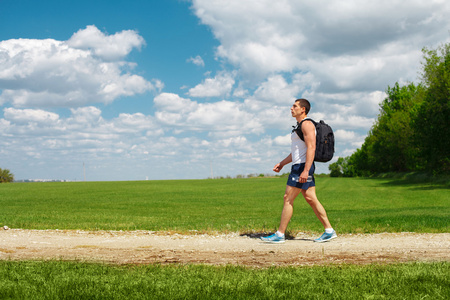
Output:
top-left (295, 118), bottom-right (316, 141)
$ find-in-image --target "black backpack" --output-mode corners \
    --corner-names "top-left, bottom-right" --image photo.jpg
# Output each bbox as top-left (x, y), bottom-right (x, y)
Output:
top-left (293, 119), bottom-right (335, 162)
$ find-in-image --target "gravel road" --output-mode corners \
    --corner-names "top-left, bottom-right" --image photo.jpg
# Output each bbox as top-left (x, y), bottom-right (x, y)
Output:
top-left (1, 229), bottom-right (448, 267)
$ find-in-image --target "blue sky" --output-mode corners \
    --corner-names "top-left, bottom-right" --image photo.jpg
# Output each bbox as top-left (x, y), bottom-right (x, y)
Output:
top-left (1, 0), bottom-right (449, 181)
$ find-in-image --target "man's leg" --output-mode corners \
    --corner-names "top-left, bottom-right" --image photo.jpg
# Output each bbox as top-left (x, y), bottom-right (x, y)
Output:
top-left (301, 186), bottom-right (332, 229)
top-left (277, 185), bottom-right (302, 234)
top-left (261, 185), bottom-right (302, 243)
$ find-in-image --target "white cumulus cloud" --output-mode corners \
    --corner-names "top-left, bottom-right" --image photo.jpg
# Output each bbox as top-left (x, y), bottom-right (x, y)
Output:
top-left (67, 25), bottom-right (146, 60)
top-left (4, 107), bottom-right (59, 124)
top-left (188, 72), bottom-right (235, 98)
top-left (0, 25), bottom-right (156, 107)
top-left (187, 55), bottom-right (205, 67)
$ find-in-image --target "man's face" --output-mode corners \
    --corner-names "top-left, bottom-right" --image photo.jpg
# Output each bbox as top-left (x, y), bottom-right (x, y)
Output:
top-left (291, 101), bottom-right (304, 117)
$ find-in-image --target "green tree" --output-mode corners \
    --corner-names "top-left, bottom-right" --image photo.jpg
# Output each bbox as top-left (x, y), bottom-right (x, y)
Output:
top-left (329, 158), bottom-right (343, 177)
top-left (347, 82), bottom-right (424, 176)
top-left (329, 157), bottom-right (356, 177)
top-left (343, 43), bottom-right (449, 176)
top-left (413, 44), bottom-right (450, 173)
top-left (0, 168), bottom-right (14, 183)
top-left (328, 157), bottom-right (353, 177)
top-left (372, 82), bottom-right (424, 172)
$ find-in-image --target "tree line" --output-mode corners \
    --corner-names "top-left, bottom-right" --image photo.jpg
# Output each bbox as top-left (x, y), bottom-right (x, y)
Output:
top-left (329, 43), bottom-right (449, 177)
top-left (0, 168), bottom-right (14, 183)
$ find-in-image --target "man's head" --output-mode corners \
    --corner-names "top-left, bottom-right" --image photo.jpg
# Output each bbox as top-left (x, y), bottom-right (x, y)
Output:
top-left (295, 98), bottom-right (311, 115)
top-left (291, 98), bottom-right (310, 120)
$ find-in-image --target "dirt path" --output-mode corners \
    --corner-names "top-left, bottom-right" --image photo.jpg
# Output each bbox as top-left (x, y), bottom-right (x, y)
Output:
top-left (1, 229), bottom-right (449, 267)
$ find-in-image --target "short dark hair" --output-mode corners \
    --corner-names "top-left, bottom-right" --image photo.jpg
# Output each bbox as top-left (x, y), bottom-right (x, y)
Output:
top-left (295, 98), bottom-right (311, 114)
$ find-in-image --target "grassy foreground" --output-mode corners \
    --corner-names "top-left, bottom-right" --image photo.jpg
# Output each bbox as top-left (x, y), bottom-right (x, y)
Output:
top-left (0, 261), bottom-right (448, 299)
top-left (0, 177), bottom-right (448, 234)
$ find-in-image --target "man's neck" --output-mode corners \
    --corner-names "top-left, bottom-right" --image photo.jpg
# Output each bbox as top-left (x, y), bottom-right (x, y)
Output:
top-left (296, 114), bottom-right (307, 123)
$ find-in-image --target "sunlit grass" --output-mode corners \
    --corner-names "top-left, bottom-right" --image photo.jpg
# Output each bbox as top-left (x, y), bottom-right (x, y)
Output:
top-left (0, 261), bottom-right (448, 299)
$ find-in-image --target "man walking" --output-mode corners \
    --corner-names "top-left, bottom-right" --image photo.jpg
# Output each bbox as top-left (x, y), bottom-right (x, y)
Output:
top-left (261, 98), bottom-right (337, 243)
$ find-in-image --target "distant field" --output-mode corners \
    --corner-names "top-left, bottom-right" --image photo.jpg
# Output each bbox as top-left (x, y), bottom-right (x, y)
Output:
top-left (0, 177), bottom-right (448, 233)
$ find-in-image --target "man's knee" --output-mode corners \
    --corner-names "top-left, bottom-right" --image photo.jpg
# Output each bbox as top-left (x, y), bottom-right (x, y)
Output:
top-left (304, 197), bottom-right (318, 206)
top-left (283, 186), bottom-right (301, 202)
top-left (301, 188), bottom-right (318, 204)
top-left (283, 187), bottom-right (301, 204)
top-left (283, 193), bottom-right (295, 205)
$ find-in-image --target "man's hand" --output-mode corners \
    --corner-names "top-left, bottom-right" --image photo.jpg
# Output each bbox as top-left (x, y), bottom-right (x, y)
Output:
top-left (273, 163), bottom-right (283, 173)
top-left (299, 170), bottom-right (309, 183)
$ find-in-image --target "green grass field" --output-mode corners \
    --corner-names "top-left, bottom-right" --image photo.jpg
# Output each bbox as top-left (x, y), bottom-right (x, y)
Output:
top-left (0, 177), bottom-right (448, 233)
top-left (0, 261), bottom-right (448, 300)
top-left (1, 177), bottom-right (448, 299)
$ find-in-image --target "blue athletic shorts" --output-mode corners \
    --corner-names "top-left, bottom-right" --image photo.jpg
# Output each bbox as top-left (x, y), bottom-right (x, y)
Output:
top-left (286, 163), bottom-right (315, 190)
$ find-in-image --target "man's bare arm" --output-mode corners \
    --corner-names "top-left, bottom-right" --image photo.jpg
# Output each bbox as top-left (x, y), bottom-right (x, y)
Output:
top-left (273, 154), bottom-right (292, 173)
top-left (300, 121), bottom-right (316, 182)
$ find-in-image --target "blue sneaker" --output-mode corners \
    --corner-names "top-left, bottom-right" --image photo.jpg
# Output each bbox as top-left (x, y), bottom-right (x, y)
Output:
top-left (261, 233), bottom-right (285, 243)
top-left (314, 230), bottom-right (337, 243)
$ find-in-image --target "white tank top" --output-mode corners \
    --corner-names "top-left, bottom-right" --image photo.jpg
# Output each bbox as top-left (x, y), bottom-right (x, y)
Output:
top-left (291, 119), bottom-right (316, 164)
